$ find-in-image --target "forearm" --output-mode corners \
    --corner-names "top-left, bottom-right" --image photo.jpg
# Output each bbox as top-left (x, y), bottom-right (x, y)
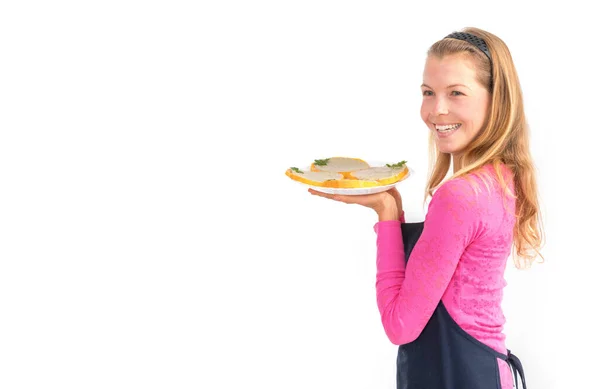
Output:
top-left (373, 179), bottom-right (479, 345)
top-left (374, 221), bottom-right (415, 344)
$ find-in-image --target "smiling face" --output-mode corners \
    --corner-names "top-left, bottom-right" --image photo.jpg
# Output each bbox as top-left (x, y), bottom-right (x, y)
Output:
top-left (420, 54), bottom-right (491, 159)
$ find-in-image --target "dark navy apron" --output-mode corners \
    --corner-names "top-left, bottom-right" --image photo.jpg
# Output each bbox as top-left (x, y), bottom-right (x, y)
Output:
top-left (397, 222), bottom-right (527, 389)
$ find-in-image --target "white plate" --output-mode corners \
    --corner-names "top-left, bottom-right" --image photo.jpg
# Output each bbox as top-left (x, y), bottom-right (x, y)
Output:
top-left (292, 161), bottom-right (413, 196)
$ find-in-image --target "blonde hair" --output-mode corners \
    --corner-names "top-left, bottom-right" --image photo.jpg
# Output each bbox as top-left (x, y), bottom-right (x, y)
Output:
top-left (424, 27), bottom-right (544, 268)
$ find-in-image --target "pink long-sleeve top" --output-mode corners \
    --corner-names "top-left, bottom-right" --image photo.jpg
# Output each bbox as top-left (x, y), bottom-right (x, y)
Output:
top-left (373, 164), bottom-right (515, 389)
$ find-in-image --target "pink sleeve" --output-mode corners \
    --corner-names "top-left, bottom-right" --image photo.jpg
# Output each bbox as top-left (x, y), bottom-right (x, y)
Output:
top-left (372, 179), bottom-right (482, 345)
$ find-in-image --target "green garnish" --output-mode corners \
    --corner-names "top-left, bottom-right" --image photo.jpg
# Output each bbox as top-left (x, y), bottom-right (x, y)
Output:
top-left (313, 158), bottom-right (330, 166)
top-left (290, 167), bottom-right (303, 174)
top-left (385, 160), bottom-right (407, 169)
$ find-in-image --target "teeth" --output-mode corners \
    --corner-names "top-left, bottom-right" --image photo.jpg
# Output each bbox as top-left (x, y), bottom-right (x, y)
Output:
top-left (436, 123), bottom-right (461, 132)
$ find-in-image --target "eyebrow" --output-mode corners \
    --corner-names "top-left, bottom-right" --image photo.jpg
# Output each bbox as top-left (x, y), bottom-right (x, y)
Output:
top-left (421, 83), bottom-right (471, 90)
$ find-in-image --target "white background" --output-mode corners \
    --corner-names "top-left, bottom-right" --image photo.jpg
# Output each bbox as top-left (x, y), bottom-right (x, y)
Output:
top-left (1, 1), bottom-right (599, 388)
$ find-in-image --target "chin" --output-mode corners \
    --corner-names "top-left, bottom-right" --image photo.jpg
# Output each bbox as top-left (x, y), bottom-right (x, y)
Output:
top-left (434, 143), bottom-right (456, 155)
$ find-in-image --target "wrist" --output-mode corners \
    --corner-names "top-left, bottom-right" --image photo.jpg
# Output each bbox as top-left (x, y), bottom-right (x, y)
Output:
top-left (376, 198), bottom-right (400, 222)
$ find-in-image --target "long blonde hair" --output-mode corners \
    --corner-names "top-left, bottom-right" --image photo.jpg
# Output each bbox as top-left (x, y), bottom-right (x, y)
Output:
top-left (424, 27), bottom-right (544, 268)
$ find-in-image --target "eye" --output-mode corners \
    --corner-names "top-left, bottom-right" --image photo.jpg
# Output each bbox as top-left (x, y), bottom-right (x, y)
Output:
top-left (450, 90), bottom-right (465, 96)
top-left (422, 90), bottom-right (433, 96)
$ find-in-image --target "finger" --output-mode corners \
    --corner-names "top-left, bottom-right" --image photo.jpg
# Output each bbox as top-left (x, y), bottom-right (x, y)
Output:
top-left (308, 189), bottom-right (352, 203)
top-left (386, 187), bottom-right (403, 215)
top-left (308, 188), bottom-right (335, 200)
top-left (332, 194), bottom-right (352, 203)
top-left (387, 187), bottom-right (402, 201)
top-left (387, 186), bottom-right (399, 197)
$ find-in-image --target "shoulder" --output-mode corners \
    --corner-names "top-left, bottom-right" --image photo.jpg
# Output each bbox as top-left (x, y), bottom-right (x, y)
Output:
top-left (425, 174), bottom-right (485, 241)
top-left (438, 162), bottom-right (512, 194)
top-left (430, 164), bottom-right (515, 230)
top-left (431, 164), bottom-right (511, 211)
top-left (431, 174), bottom-right (480, 208)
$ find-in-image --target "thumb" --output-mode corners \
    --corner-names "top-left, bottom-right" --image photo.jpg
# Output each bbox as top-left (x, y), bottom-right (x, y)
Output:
top-left (387, 187), bottom-right (402, 207)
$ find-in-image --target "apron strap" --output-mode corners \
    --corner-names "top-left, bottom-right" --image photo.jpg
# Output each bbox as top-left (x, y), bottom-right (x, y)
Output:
top-left (506, 350), bottom-right (527, 389)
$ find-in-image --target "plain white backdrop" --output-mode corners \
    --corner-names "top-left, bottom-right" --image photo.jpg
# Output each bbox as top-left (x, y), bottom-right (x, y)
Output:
top-left (1, 1), bottom-right (599, 388)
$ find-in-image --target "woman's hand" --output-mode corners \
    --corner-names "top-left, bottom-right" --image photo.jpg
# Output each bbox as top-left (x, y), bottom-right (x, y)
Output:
top-left (386, 187), bottom-right (403, 217)
top-left (308, 186), bottom-right (403, 221)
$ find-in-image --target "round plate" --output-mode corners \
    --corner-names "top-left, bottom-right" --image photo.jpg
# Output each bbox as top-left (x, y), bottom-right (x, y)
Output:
top-left (290, 161), bottom-right (413, 196)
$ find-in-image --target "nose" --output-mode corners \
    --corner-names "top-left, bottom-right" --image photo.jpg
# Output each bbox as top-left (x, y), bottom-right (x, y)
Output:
top-left (433, 97), bottom-right (449, 116)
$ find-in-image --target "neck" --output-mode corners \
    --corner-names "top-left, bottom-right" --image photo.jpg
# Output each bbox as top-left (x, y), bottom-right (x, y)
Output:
top-left (452, 154), bottom-right (461, 173)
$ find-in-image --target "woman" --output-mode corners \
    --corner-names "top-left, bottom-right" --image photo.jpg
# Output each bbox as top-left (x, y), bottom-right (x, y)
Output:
top-left (309, 27), bottom-right (544, 389)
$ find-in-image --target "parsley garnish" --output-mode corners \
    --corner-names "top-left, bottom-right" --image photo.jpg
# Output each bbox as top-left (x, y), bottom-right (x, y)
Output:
top-left (290, 167), bottom-right (303, 174)
top-left (313, 158), bottom-right (330, 166)
top-left (385, 160), bottom-right (407, 169)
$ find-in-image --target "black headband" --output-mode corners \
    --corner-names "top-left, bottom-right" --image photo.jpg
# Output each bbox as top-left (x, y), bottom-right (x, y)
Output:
top-left (445, 32), bottom-right (491, 62)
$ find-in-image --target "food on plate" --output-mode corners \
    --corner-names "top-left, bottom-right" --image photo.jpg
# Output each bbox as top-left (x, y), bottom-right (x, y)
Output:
top-left (348, 163), bottom-right (409, 186)
top-left (285, 167), bottom-right (344, 187)
top-left (310, 157), bottom-right (370, 178)
top-left (285, 158), bottom-right (408, 188)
